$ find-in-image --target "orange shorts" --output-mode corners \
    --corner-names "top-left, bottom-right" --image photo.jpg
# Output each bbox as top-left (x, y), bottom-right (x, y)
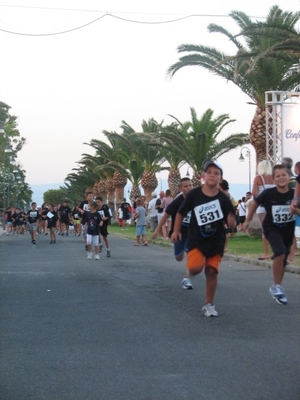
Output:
top-left (186, 247), bottom-right (221, 274)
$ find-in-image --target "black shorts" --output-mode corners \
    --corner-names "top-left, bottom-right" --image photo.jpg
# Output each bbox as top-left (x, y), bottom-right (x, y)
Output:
top-left (60, 218), bottom-right (69, 224)
top-left (265, 225), bottom-right (294, 264)
top-left (100, 225), bottom-right (108, 238)
top-left (239, 216), bottom-right (246, 224)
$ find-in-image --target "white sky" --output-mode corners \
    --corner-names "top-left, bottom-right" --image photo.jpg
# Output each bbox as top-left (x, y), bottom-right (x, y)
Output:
top-left (1, 0), bottom-right (299, 191)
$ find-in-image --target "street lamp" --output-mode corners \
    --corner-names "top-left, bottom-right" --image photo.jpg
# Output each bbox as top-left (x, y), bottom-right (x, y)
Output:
top-left (239, 146), bottom-right (252, 192)
top-left (186, 167), bottom-right (192, 177)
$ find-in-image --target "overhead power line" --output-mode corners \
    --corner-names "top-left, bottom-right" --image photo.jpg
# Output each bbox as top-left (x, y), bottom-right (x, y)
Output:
top-left (0, 5), bottom-right (265, 37)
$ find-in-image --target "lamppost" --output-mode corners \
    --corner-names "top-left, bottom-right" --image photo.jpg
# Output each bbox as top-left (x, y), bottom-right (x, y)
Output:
top-left (186, 167), bottom-right (192, 177)
top-left (239, 146), bottom-right (252, 192)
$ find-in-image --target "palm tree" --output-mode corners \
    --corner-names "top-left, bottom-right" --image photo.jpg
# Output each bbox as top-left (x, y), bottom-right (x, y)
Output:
top-left (167, 6), bottom-right (300, 162)
top-left (159, 108), bottom-right (248, 186)
top-left (157, 122), bottom-right (187, 196)
top-left (120, 119), bottom-right (165, 202)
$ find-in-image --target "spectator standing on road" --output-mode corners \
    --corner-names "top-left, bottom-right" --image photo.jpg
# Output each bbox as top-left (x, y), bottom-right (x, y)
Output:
top-left (243, 164), bottom-right (299, 305)
top-left (252, 160), bottom-right (275, 260)
top-left (172, 160), bottom-right (236, 317)
top-left (26, 202), bottom-right (40, 244)
top-left (152, 178), bottom-right (193, 289)
top-left (147, 192), bottom-right (158, 233)
top-left (134, 198), bottom-right (148, 246)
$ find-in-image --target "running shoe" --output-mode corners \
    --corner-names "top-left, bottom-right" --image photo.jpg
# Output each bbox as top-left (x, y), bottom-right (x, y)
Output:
top-left (202, 303), bottom-right (219, 317)
top-left (87, 253), bottom-right (92, 260)
top-left (94, 254), bottom-right (100, 260)
top-left (181, 278), bottom-right (193, 290)
top-left (99, 243), bottom-right (103, 253)
top-left (269, 284), bottom-right (288, 305)
top-left (106, 250), bottom-right (111, 257)
top-left (32, 240), bottom-right (36, 244)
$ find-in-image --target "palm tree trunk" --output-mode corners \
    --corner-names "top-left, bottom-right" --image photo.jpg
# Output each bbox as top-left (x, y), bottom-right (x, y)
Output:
top-left (250, 106), bottom-right (267, 163)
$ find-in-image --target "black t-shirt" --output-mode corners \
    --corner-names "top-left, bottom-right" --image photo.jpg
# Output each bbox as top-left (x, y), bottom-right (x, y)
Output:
top-left (5, 211), bottom-right (12, 222)
top-left (47, 210), bottom-right (58, 227)
top-left (27, 209), bottom-right (40, 224)
top-left (255, 187), bottom-right (295, 234)
top-left (12, 212), bottom-right (21, 225)
top-left (155, 198), bottom-right (164, 214)
top-left (59, 205), bottom-right (71, 219)
top-left (177, 187), bottom-right (234, 257)
top-left (165, 194), bottom-right (191, 238)
top-left (86, 212), bottom-right (102, 235)
top-left (98, 204), bottom-right (110, 226)
top-left (79, 201), bottom-right (90, 225)
top-left (121, 202), bottom-right (131, 219)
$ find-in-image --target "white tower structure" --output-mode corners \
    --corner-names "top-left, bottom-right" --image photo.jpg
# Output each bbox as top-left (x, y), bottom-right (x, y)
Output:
top-left (265, 88), bottom-right (300, 166)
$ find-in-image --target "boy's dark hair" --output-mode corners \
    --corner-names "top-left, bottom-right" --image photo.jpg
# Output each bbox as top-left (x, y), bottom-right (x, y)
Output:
top-left (85, 189), bottom-right (93, 196)
top-left (31, 202), bottom-right (36, 206)
top-left (272, 164), bottom-right (288, 178)
top-left (180, 177), bottom-right (191, 184)
top-left (95, 196), bottom-right (103, 202)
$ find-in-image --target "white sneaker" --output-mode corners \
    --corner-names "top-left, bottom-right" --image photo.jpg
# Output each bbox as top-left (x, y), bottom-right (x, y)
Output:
top-left (181, 278), bottom-right (193, 290)
top-left (94, 254), bottom-right (100, 260)
top-left (87, 253), bottom-right (92, 260)
top-left (202, 303), bottom-right (218, 317)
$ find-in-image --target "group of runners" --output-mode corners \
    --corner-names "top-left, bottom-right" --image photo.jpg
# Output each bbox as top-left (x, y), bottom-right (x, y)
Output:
top-left (153, 159), bottom-right (300, 317)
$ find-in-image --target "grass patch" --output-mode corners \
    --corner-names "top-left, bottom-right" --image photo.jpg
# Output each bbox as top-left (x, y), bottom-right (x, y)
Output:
top-left (108, 224), bottom-right (300, 267)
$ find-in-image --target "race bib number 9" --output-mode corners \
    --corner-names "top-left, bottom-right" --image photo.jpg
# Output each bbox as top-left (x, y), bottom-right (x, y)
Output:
top-left (194, 200), bottom-right (224, 226)
top-left (272, 205), bottom-right (295, 224)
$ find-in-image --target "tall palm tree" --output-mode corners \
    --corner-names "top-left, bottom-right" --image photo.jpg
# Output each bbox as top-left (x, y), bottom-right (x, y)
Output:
top-left (157, 122), bottom-right (187, 196)
top-left (121, 119), bottom-right (165, 201)
top-left (159, 107), bottom-right (248, 186)
top-left (167, 6), bottom-right (300, 162)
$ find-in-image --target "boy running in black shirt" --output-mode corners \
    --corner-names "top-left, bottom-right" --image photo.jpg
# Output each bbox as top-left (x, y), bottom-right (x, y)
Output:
top-left (243, 164), bottom-right (300, 305)
top-left (47, 204), bottom-right (58, 244)
top-left (95, 196), bottom-right (112, 257)
top-left (85, 201), bottom-right (103, 260)
top-left (152, 178), bottom-right (193, 289)
top-left (172, 160), bottom-right (236, 317)
top-left (27, 202), bottom-right (40, 244)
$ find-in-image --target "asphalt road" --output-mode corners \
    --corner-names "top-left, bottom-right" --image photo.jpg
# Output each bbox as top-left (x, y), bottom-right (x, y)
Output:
top-left (1, 231), bottom-right (300, 400)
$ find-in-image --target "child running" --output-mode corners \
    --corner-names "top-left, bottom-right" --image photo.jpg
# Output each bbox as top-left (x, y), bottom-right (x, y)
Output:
top-left (152, 177), bottom-right (193, 289)
top-left (85, 201), bottom-right (103, 260)
top-left (47, 204), bottom-right (58, 244)
top-left (26, 202), bottom-right (40, 244)
top-left (242, 164), bottom-right (300, 305)
top-left (172, 160), bottom-right (236, 317)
